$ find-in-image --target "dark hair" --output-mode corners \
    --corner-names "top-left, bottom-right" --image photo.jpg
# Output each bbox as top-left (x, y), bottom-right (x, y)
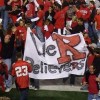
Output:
top-left (87, 46), bottom-right (94, 55)
top-left (76, 5), bottom-right (80, 9)
top-left (93, 48), bottom-right (100, 54)
top-left (16, 52), bottom-right (22, 59)
top-left (55, 3), bottom-right (62, 9)
top-left (90, 1), bottom-right (95, 5)
top-left (39, 5), bottom-right (44, 10)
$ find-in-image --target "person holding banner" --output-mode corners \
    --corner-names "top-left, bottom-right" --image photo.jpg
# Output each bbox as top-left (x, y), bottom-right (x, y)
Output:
top-left (11, 52), bottom-right (32, 100)
top-left (82, 65), bottom-right (100, 100)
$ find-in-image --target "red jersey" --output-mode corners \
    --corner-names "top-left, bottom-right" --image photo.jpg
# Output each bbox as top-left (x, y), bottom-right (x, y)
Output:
top-left (62, 6), bottom-right (68, 14)
top-left (54, 10), bottom-right (65, 29)
top-left (37, 0), bottom-right (44, 6)
top-left (0, 62), bottom-right (8, 79)
top-left (83, 73), bottom-right (99, 94)
top-left (80, 6), bottom-right (90, 21)
top-left (36, 10), bottom-right (44, 27)
top-left (76, 10), bottom-right (82, 19)
top-left (11, 60), bottom-right (32, 89)
top-left (71, 21), bottom-right (78, 28)
top-left (0, 0), bottom-right (5, 6)
top-left (0, 62), bottom-right (8, 92)
top-left (25, 2), bottom-right (35, 18)
top-left (44, 1), bottom-right (52, 12)
top-left (43, 23), bottom-right (54, 39)
top-left (16, 26), bottom-right (27, 41)
top-left (88, 75), bottom-right (99, 94)
top-left (9, 0), bottom-right (21, 23)
top-left (94, 14), bottom-right (100, 30)
top-left (87, 54), bottom-right (94, 68)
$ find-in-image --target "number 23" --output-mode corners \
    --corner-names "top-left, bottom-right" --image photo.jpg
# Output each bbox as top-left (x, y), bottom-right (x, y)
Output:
top-left (15, 66), bottom-right (28, 77)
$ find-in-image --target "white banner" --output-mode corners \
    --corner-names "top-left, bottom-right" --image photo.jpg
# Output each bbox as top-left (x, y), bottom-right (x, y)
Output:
top-left (23, 28), bottom-right (89, 79)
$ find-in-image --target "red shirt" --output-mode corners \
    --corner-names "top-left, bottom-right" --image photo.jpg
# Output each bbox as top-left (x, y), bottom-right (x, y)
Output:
top-left (11, 60), bottom-right (32, 89)
top-left (62, 6), bottom-right (68, 14)
top-left (36, 10), bottom-right (44, 27)
top-left (94, 14), bottom-right (100, 30)
top-left (44, 1), bottom-right (52, 12)
top-left (87, 54), bottom-right (95, 68)
top-left (88, 75), bottom-right (99, 94)
top-left (71, 21), bottom-right (78, 28)
top-left (54, 10), bottom-right (65, 29)
top-left (11, 0), bottom-right (21, 8)
top-left (0, 62), bottom-right (8, 79)
top-left (80, 7), bottom-right (90, 21)
top-left (16, 26), bottom-right (27, 41)
top-left (43, 23), bottom-right (54, 39)
top-left (37, 0), bottom-right (44, 5)
top-left (84, 37), bottom-right (91, 45)
top-left (83, 74), bottom-right (99, 94)
top-left (76, 10), bottom-right (82, 19)
top-left (9, 0), bottom-right (21, 23)
top-left (0, 0), bottom-right (5, 6)
top-left (25, 2), bottom-right (35, 18)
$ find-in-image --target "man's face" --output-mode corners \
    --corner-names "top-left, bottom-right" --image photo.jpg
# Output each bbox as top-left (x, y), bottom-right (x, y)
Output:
top-left (4, 35), bottom-right (10, 43)
top-left (77, 19), bottom-right (83, 25)
top-left (97, 9), bottom-right (100, 14)
top-left (89, 65), bottom-right (95, 74)
top-left (19, 20), bottom-right (25, 26)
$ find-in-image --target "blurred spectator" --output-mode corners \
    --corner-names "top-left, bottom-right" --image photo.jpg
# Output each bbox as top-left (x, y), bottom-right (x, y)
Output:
top-left (0, 26), bottom-right (16, 92)
top-left (75, 5), bottom-right (82, 19)
top-left (43, 19), bottom-right (54, 39)
top-left (45, 6), bottom-right (55, 24)
top-left (83, 29), bottom-right (92, 45)
top-left (70, 18), bottom-right (85, 34)
top-left (93, 48), bottom-right (100, 74)
top-left (66, 4), bottom-right (75, 19)
top-left (16, 19), bottom-right (27, 54)
top-left (31, 5), bottom-right (45, 42)
top-left (8, 0), bottom-right (22, 24)
top-left (0, 0), bottom-right (10, 31)
top-left (80, 1), bottom-right (90, 30)
top-left (88, 1), bottom-right (98, 43)
top-left (25, 0), bottom-right (35, 19)
top-left (44, 0), bottom-right (52, 13)
top-left (86, 46), bottom-right (95, 69)
top-left (94, 8), bottom-right (100, 44)
top-left (81, 65), bottom-right (100, 100)
top-left (0, 57), bottom-right (8, 92)
top-left (54, 4), bottom-right (66, 35)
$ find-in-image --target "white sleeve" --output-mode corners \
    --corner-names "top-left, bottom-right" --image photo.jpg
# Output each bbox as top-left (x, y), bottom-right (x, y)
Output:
top-left (55, 0), bottom-right (62, 5)
top-left (16, 17), bottom-right (22, 22)
top-left (33, 0), bottom-right (39, 8)
top-left (44, 25), bottom-right (48, 31)
top-left (0, 18), bottom-right (2, 24)
top-left (31, 17), bottom-right (39, 22)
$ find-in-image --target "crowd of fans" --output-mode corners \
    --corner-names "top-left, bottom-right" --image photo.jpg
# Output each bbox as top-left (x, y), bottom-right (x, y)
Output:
top-left (0, 0), bottom-right (100, 98)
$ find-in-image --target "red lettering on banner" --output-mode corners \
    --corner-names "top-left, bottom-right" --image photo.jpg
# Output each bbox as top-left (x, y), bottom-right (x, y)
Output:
top-left (52, 34), bottom-right (86, 64)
